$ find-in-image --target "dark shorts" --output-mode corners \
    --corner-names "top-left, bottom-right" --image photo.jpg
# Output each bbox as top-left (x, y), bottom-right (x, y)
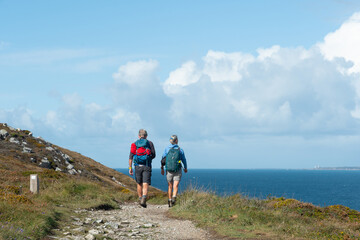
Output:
top-left (135, 165), bottom-right (152, 185)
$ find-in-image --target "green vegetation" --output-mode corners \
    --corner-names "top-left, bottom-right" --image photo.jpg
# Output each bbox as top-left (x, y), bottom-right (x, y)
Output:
top-left (170, 189), bottom-right (360, 239)
top-left (0, 169), bottom-right (138, 239)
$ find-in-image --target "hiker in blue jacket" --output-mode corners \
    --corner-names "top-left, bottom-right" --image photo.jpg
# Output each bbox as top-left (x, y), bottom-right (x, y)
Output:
top-left (161, 135), bottom-right (187, 207)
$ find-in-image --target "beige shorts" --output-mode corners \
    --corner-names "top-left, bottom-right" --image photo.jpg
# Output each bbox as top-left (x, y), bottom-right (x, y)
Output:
top-left (166, 169), bottom-right (182, 182)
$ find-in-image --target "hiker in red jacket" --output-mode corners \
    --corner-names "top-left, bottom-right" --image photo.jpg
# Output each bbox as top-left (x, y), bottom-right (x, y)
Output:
top-left (129, 129), bottom-right (156, 208)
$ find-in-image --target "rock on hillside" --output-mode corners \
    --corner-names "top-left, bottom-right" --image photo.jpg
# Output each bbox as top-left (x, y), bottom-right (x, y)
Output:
top-left (0, 123), bottom-right (163, 196)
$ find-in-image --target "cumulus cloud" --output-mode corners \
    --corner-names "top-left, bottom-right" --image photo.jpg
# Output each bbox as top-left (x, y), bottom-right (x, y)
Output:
top-left (112, 59), bottom-right (158, 86)
top-left (164, 46), bottom-right (359, 137)
top-left (4, 12), bottom-right (360, 144)
top-left (111, 59), bottom-right (170, 135)
top-left (203, 50), bottom-right (254, 82)
top-left (318, 12), bottom-right (360, 74)
top-left (163, 61), bottom-right (201, 95)
top-left (0, 107), bottom-right (35, 130)
top-left (39, 92), bottom-right (143, 139)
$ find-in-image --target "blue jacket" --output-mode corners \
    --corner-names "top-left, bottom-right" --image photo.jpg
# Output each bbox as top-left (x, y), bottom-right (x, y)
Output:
top-left (161, 144), bottom-right (187, 169)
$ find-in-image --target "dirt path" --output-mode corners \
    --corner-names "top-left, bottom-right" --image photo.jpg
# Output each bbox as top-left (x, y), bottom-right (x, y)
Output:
top-left (49, 203), bottom-right (216, 240)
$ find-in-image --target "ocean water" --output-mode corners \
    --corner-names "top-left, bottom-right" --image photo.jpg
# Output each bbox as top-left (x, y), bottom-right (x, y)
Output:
top-left (115, 169), bottom-right (360, 211)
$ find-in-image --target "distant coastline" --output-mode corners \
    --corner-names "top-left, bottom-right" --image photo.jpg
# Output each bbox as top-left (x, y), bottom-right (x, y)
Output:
top-left (311, 166), bottom-right (360, 170)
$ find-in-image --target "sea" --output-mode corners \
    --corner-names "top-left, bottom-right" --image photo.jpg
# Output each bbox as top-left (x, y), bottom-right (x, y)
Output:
top-left (115, 169), bottom-right (360, 211)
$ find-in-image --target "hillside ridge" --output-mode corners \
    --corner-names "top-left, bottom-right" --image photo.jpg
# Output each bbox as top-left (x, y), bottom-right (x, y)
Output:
top-left (0, 123), bottom-right (162, 195)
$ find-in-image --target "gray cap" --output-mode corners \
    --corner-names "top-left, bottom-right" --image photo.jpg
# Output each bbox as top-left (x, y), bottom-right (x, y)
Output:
top-left (169, 135), bottom-right (178, 144)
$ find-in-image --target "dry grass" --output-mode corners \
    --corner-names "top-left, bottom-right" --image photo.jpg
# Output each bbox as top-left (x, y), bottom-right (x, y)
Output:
top-left (170, 189), bottom-right (360, 239)
top-left (0, 138), bottom-right (165, 239)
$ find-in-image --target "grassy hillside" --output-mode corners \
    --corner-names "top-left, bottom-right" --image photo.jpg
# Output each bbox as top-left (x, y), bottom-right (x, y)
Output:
top-left (0, 123), bottom-right (165, 239)
top-left (170, 189), bottom-right (360, 239)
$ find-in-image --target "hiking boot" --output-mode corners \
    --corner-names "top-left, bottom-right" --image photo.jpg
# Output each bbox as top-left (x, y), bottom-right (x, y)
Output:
top-left (168, 199), bottom-right (173, 208)
top-left (140, 197), bottom-right (147, 208)
top-left (171, 197), bottom-right (176, 206)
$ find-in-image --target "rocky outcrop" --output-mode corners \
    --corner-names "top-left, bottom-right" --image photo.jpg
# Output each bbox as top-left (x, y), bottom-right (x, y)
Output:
top-left (0, 129), bottom-right (9, 140)
top-left (0, 124), bottom-right (83, 176)
top-left (0, 122), bottom-right (149, 195)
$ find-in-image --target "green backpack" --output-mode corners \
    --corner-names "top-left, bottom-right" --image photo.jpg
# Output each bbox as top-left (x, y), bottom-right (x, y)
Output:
top-left (165, 147), bottom-right (181, 172)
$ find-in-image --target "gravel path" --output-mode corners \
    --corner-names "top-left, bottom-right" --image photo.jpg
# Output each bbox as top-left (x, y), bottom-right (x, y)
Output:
top-left (49, 203), bottom-right (216, 240)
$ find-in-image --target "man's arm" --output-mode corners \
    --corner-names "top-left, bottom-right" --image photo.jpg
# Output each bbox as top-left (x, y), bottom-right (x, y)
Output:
top-left (129, 142), bottom-right (135, 175)
top-left (129, 158), bottom-right (133, 175)
top-left (149, 141), bottom-right (156, 159)
top-left (181, 149), bottom-right (188, 172)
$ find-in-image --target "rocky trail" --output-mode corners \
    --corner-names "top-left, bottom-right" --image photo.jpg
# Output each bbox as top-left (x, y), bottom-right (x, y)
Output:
top-left (48, 203), bottom-right (216, 240)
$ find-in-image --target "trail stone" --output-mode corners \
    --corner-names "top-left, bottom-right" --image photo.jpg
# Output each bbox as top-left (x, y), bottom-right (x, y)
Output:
top-left (85, 234), bottom-right (95, 240)
top-left (39, 158), bottom-right (51, 169)
top-left (95, 219), bottom-right (103, 224)
top-left (9, 137), bottom-right (20, 144)
top-left (143, 223), bottom-right (154, 228)
top-left (23, 147), bottom-right (32, 153)
top-left (105, 221), bottom-right (119, 229)
top-left (46, 146), bottom-right (55, 151)
top-left (88, 229), bottom-right (100, 235)
top-left (68, 169), bottom-right (77, 175)
top-left (48, 203), bottom-right (215, 240)
top-left (73, 227), bottom-right (84, 232)
top-left (0, 129), bottom-right (8, 139)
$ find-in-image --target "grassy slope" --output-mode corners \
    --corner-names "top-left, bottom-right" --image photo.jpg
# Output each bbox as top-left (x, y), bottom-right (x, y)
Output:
top-left (170, 189), bottom-right (360, 239)
top-left (0, 125), bottom-right (166, 239)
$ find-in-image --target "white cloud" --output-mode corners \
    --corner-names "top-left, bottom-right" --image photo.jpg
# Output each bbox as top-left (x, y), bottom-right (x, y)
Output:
top-left (203, 50), bottom-right (254, 82)
top-left (318, 12), bottom-right (360, 74)
top-left (163, 61), bottom-right (201, 95)
top-left (112, 59), bottom-right (158, 86)
top-left (62, 93), bottom-right (83, 109)
top-left (231, 99), bottom-right (259, 119)
top-left (0, 107), bottom-right (35, 130)
top-left (3, 12), bottom-right (360, 148)
top-left (111, 109), bottom-right (141, 132)
top-left (164, 46), bottom-right (359, 136)
top-left (257, 45), bottom-right (280, 61)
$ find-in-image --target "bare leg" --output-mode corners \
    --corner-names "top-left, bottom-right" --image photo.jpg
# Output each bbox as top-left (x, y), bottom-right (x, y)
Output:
top-left (142, 183), bottom-right (149, 196)
top-left (168, 181), bottom-right (173, 199)
top-left (172, 180), bottom-right (180, 198)
top-left (137, 183), bottom-right (143, 198)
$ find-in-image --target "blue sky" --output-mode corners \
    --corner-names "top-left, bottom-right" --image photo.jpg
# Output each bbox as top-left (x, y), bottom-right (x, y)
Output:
top-left (1, 0), bottom-right (360, 169)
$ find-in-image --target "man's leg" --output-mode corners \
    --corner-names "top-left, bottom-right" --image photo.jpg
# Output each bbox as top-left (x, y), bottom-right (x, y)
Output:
top-left (168, 181), bottom-right (173, 207)
top-left (135, 166), bottom-right (143, 204)
top-left (171, 170), bottom-right (182, 205)
top-left (172, 180), bottom-right (180, 198)
top-left (137, 183), bottom-right (143, 198)
top-left (142, 183), bottom-right (149, 196)
top-left (140, 167), bottom-right (151, 208)
top-left (168, 181), bottom-right (173, 199)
